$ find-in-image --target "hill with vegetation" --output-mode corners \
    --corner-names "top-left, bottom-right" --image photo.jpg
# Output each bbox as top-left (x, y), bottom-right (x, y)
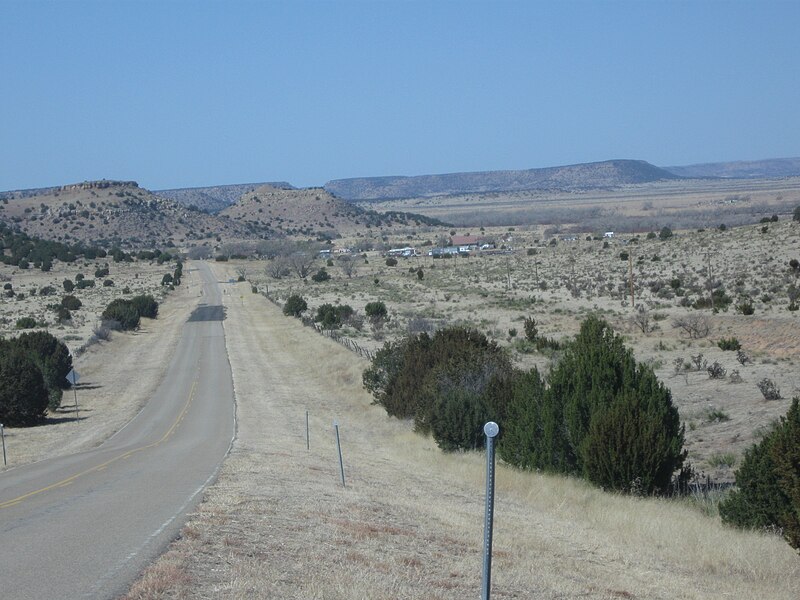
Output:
top-left (0, 180), bottom-right (273, 250)
top-left (153, 181), bottom-right (294, 213)
top-left (218, 185), bottom-right (444, 240)
top-left (324, 159), bottom-right (680, 201)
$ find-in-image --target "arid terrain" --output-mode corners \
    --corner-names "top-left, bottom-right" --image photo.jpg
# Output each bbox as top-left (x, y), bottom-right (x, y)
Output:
top-left (122, 262), bottom-right (799, 599)
top-left (246, 217), bottom-right (800, 480)
top-left (1, 168), bottom-right (799, 598)
top-left (360, 176), bottom-right (800, 229)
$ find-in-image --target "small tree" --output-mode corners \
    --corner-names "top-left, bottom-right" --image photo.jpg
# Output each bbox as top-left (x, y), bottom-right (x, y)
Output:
top-left (61, 295), bottom-right (82, 310)
top-left (311, 268), bottom-right (330, 282)
top-left (365, 301), bottom-right (388, 323)
top-left (283, 295), bottom-right (307, 318)
top-left (339, 255), bottom-right (357, 278)
top-left (290, 252), bottom-right (315, 279)
top-left (793, 205), bottom-right (800, 222)
top-left (672, 315), bottom-right (710, 339)
top-left (102, 299), bottom-right (140, 330)
top-left (658, 226), bottom-right (673, 241)
top-left (15, 331), bottom-right (73, 410)
top-left (0, 342), bottom-right (49, 425)
top-left (632, 305), bottom-right (652, 334)
top-left (131, 294), bottom-right (159, 319)
top-left (544, 316), bottom-right (686, 492)
top-left (581, 389), bottom-right (686, 494)
top-left (523, 316), bottom-right (538, 342)
top-left (266, 257), bottom-right (291, 279)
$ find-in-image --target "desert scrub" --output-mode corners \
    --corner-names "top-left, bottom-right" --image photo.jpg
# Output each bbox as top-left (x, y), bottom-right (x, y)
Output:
top-left (707, 452), bottom-right (737, 469)
top-left (717, 337), bottom-right (741, 351)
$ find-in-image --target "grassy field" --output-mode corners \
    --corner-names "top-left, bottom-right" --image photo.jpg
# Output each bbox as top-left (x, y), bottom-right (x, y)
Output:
top-left (125, 265), bottom-right (800, 599)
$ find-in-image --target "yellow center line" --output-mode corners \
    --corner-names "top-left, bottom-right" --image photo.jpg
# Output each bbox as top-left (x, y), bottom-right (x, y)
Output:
top-left (0, 380), bottom-right (198, 510)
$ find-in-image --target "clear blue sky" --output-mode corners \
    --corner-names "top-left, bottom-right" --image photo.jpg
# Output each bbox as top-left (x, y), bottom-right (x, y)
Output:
top-left (2, 0), bottom-right (799, 191)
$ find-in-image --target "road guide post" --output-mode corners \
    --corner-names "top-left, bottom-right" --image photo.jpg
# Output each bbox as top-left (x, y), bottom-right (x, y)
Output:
top-left (65, 368), bottom-right (80, 420)
top-left (482, 421), bottom-right (499, 600)
top-left (306, 410), bottom-right (310, 451)
top-left (1, 423), bottom-right (6, 466)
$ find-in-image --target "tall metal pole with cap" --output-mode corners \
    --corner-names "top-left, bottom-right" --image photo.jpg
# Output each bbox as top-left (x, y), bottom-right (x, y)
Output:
top-left (482, 421), bottom-right (499, 600)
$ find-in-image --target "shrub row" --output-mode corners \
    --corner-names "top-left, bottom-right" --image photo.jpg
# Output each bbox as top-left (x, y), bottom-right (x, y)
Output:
top-left (363, 316), bottom-right (686, 495)
top-left (100, 295), bottom-right (159, 331)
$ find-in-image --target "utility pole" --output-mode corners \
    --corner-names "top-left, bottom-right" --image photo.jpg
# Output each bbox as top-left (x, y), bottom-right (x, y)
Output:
top-left (629, 251), bottom-right (635, 309)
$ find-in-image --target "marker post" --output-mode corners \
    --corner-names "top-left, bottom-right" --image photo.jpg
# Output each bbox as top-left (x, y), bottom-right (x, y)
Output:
top-left (481, 421), bottom-right (499, 600)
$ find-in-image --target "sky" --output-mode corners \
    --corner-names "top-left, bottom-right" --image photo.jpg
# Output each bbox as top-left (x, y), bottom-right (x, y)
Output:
top-left (2, 0), bottom-right (799, 191)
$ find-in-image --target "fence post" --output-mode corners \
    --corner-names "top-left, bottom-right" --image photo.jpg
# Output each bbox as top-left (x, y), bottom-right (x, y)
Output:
top-left (306, 410), bottom-right (310, 451)
top-left (481, 421), bottom-right (499, 600)
top-left (1, 423), bottom-right (6, 466)
top-left (334, 420), bottom-right (345, 488)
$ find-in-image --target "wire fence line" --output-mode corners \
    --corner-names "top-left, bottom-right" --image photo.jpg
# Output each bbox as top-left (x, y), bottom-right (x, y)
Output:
top-left (259, 290), bottom-right (374, 361)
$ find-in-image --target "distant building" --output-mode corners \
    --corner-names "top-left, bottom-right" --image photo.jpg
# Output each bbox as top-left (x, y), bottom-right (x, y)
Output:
top-left (449, 235), bottom-right (483, 248)
top-left (387, 247), bottom-right (417, 257)
top-left (428, 246), bottom-right (461, 257)
top-left (604, 231), bottom-right (615, 238)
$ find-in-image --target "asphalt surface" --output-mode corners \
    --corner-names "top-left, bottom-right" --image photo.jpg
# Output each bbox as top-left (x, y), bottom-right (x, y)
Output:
top-left (0, 262), bottom-right (236, 599)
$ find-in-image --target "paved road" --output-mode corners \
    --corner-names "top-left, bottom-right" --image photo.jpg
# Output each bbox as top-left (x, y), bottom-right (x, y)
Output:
top-left (0, 262), bottom-right (236, 599)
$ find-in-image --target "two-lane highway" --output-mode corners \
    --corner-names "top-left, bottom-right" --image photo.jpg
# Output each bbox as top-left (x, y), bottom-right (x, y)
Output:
top-left (0, 262), bottom-right (236, 599)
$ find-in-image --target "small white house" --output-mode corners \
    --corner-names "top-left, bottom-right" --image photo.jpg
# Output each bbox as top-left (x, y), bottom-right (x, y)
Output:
top-left (604, 232), bottom-right (615, 238)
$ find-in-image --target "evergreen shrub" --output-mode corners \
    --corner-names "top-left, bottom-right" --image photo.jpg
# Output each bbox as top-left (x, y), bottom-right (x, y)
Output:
top-left (720, 398), bottom-right (800, 550)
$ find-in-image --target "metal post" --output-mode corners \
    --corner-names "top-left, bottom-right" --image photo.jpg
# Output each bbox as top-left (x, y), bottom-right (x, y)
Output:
top-left (306, 410), bottom-right (310, 451)
top-left (334, 421), bottom-right (345, 488)
top-left (482, 421), bottom-right (499, 600)
top-left (1, 423), bottom-right (6, 466)
top-left (73, 385), bottom-right (79, 420)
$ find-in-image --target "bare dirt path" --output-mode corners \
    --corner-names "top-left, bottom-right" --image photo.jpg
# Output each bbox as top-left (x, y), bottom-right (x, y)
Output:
top-left (126, 262), bottom-right (799, 600)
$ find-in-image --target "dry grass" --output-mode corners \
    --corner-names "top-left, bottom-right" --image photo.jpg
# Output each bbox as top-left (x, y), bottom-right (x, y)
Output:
top-left (247, 218), bottom-right (800, 477)
top-left (126, 264), bottom-right (800, 599)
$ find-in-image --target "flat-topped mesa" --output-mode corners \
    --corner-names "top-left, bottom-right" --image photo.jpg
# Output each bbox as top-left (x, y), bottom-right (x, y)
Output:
top-left (60, 180), bottom-right (139, 192)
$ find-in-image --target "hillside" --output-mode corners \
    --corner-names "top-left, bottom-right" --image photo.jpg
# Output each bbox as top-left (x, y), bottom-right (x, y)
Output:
top-left (219, 185), bottom-right (444, 239)
top-left (665, 157), bottom-right (800, 179)
top-left (324, 159), bottom-right (680, 200)
top-left (0, 180), bottom-right (271, 250)
top-left (153, 181), bottom-right (294, 213)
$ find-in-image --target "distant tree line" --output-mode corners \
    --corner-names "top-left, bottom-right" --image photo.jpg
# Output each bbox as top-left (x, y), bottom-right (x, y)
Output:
top-left (0, 222), bottom-right (181, 271)
top-left (0, 222), bottom-right (107, 270)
